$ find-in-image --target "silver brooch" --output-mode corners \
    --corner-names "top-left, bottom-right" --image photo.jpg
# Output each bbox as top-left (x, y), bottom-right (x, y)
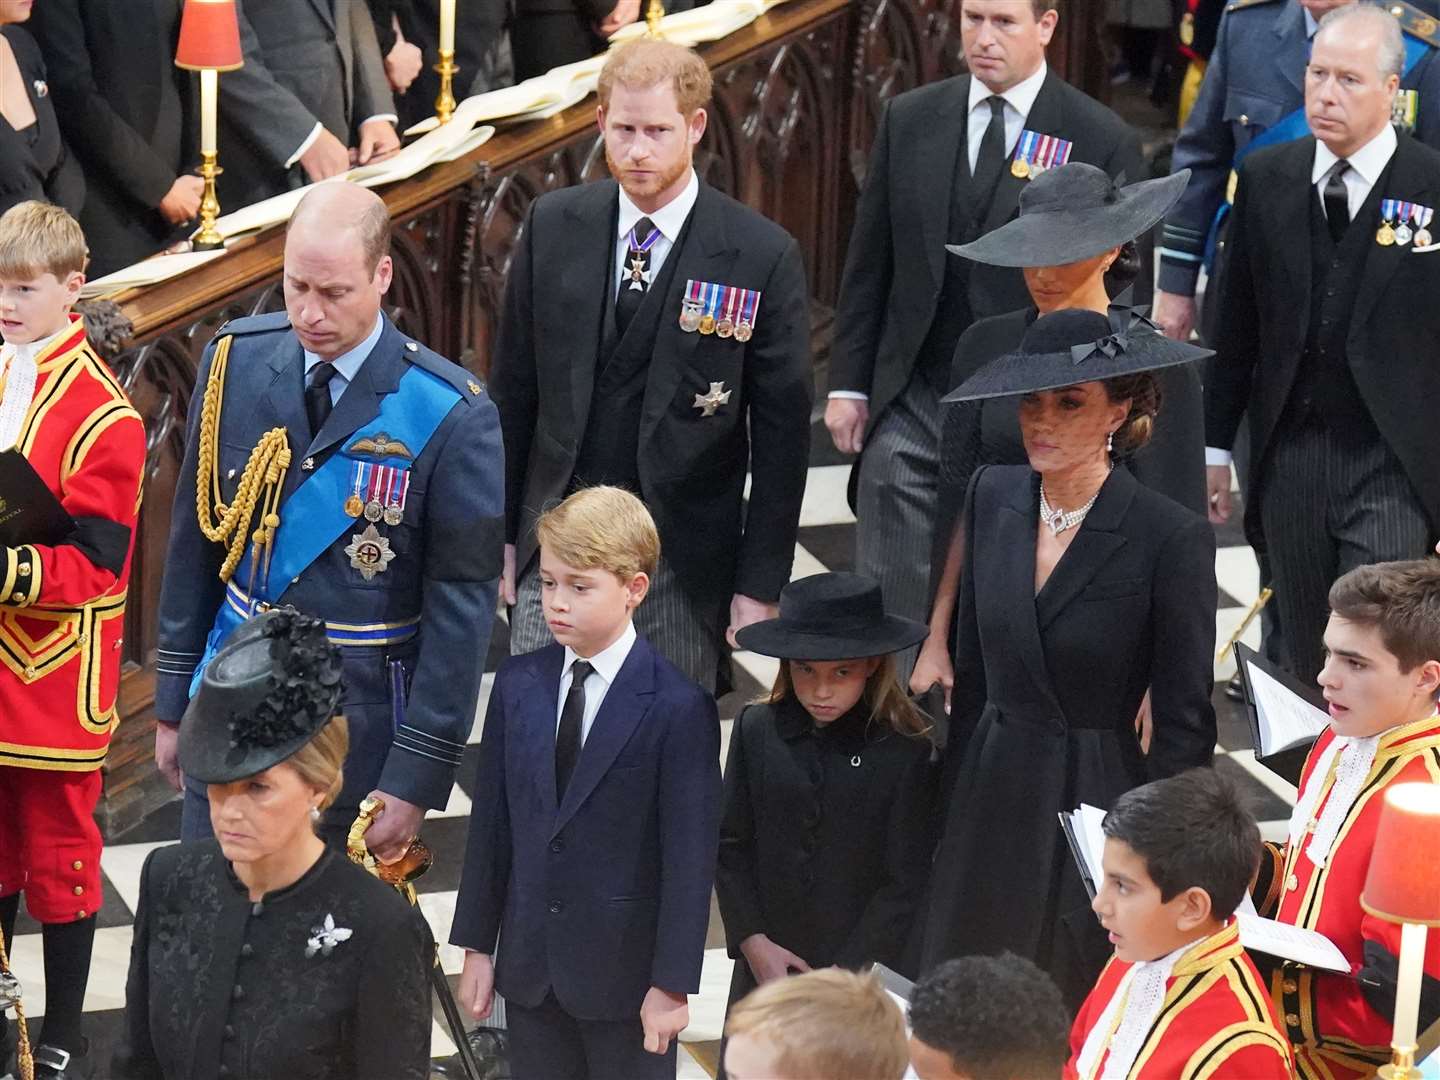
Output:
top-left (305, 913), bottom-right (353, 958)
top-left (33, 80), bottom-right (48, 99)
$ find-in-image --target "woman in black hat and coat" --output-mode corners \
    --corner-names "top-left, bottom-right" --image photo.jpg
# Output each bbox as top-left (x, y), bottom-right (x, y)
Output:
top-left (114, 610), bottom-right (434, 1080)
top-left (717, 573), bottom-right (936, 1024)
top-left (912, 165), bottom-right (1204, 703)
top-left (917, 309), bottom-right (1217, 1007)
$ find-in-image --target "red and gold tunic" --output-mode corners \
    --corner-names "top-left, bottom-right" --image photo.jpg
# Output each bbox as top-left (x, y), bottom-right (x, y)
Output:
top-left (1065, 922), bottom-right (1294, 1080)
top-left (1254, 716), bottom-right (1440, 1080)
top-left (0, 316), bottom-right (146, 771)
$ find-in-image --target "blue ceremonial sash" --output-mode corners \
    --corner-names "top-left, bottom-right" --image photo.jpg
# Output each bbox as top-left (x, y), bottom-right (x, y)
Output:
top-left (190, 364), bottom-right (462, 695)
top-left (1203, 32), bottom-right (1430, 269)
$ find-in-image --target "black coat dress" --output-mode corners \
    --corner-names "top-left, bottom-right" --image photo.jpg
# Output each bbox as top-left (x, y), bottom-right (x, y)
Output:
top-left (920, 465), bottom-right (1216, 1005)
top-left (0, 25), bottom-right (83, 218)
top-left (115, 841), bottom-right (434, 1080)
top-left (716, 698), bottom-right (936, 1006)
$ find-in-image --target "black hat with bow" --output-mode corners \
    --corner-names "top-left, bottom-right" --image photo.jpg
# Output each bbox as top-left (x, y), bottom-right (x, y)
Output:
top-left (942, 304), bottom-right (1213, 403)
top-left (179, 608), bottom-right (345, 783)
top-left (735, 572), bottom-right (928, 660)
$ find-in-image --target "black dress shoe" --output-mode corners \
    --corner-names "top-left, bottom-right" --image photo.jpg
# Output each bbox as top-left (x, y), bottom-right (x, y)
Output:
top-left (1225, 671), bottom-right (1245, 701)
top-left (33, 1039), bottom-right (92, 1080)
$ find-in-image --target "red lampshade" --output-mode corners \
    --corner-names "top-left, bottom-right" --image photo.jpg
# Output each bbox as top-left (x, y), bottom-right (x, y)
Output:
top-left (1361, 783), bottom-right (1440, 926)
top-left (175, 0), bottom-right (244, 72)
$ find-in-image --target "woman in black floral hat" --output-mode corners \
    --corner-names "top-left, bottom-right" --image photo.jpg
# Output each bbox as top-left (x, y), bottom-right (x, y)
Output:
top-left (114, 609), bottom-right (433, 1080)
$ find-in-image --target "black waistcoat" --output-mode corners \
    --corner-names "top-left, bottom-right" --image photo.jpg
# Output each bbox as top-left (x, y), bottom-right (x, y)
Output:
top-left (573, 217), bottom-right (692, 492)
top-left (1286, 179), bottom-right (1386, 440)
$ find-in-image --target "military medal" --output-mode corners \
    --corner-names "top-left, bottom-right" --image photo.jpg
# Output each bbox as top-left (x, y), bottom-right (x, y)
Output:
top-left (345, 524), bottom-right (395, 581)
top-left (1010, 130), bottom-right (1036, 178)
top-left (1393, 89), bottom-right (1419, 135)
top-left (1395, 201), bottom-right (1414, 246)
top-left (1377, 202), bottom-right (1397, 246)
top-left (733, 288), bottom-right (759, 343)
top-left (698, 281), bottom-right (720, 335)
top-left (344, 462), bottom-right (367, 518)
top-left (1179, 10), bottom-right (1195, 46)
top-left (383, 469), bottom-right (410, 526)
top-left (1031, 135), bottom-right (1051, 177)
top-left (1416, 206), bottom-right (1434, 248)
top-left (363, 463), bottom-right (386, 522)
top-left (624, 222), bottom-right (661, 291)
top-left (692, 381), bottom-right (731, 417)
top-left (679, 279), bottom-right (704, 333)
top-left (1010, 130), bottom-right (1073, 181)
top-left (716, 287), bottom-right (739, 338)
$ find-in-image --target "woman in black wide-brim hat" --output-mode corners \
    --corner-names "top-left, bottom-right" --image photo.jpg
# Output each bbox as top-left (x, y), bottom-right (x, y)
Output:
top-left (912, 164), bottom-right (1205, 700)
top-left (114, 609), bottom-right (433, 1080)
top-left (916, 309), bottom-right (1218, 1008)
top-left (714, 573), bottom-right (936, 1071)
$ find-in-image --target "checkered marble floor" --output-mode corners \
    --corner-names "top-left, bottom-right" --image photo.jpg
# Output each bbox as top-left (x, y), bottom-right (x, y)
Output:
top-left (7, 446), bottom-right (1288, 1078)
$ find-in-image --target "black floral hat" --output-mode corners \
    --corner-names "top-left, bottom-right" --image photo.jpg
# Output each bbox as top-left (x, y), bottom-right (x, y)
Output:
top-left (179, 608), bottom-right (344, 783)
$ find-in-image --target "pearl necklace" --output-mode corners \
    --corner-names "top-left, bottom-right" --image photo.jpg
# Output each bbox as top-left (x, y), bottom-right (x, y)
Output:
top-left (1039, 480), bottom-right (1103, 535)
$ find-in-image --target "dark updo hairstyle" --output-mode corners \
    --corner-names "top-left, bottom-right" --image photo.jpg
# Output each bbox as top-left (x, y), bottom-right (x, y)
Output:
top-left (1102, 240), bottom-right (1141, 295)
top-left (1103, 370), bottom-right (1162, 457)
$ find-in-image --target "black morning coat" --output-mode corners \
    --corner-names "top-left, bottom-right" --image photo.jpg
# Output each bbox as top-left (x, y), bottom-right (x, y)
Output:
top-left (716, 697), bottom-right (937, 1005)
top-left (921, 464), bottom-right (1217, 1005)
top-left (114, 842), bottom-right (433, 1080)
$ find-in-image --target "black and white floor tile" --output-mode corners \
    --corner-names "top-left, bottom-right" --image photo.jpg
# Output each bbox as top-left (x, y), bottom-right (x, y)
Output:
top-left (7, 427), bottom-right (1285, 1078)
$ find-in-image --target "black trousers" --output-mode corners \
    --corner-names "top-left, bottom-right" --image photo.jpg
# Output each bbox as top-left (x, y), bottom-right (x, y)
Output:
top-left (1260, 417), bottom-right (1431, 682)
top-left (506, 991), bottom-right (676, 1080)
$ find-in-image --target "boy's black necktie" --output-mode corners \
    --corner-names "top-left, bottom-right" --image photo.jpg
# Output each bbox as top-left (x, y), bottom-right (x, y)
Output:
top-left (555, 659), bottom-right (594, 799)
top-left (615, 217), bottom-right (657, 337)
top-left (306, 361), bottom-right (338, 440)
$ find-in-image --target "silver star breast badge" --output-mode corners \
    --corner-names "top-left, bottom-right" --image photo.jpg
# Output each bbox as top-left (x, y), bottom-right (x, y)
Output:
top-left (345, 524), bottom-right (396, 581)
top-left (692, 382), bottom-right (732, 417)
top-left (305, 913), bottom-right (353, 958)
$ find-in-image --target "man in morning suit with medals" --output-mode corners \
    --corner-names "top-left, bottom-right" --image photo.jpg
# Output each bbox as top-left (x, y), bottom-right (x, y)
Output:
top-left (1207, 4), bottom-right (1440, 684)
top-left (823, 0), bottom-right (1147, 677)
top-left (152, 183), bottom-right (505, 862)
top-left (490, 39), bottom-right (812, 693)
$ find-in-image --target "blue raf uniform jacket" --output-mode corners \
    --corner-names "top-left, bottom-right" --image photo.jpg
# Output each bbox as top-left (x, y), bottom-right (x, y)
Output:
top-left (1159, 0), bottom-right (1440, 296)
top-left (154, 312), bottom-right (504, 813)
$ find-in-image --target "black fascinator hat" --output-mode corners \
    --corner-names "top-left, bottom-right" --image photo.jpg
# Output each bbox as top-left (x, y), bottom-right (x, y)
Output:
top-left (179, 608), bottom-right (344, 783)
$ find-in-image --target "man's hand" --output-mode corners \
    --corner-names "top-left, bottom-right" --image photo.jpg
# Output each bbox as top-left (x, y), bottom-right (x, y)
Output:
top-left (501, 543), bottom-right (517, 607)
top-left (728, 593), bottom-right (778, 649)
top-left (596, 0), bottom-right (641, 36)
top-left (355, 120), bottom-right (401, 166)
top-left (739, 933), bottom-right (811, 984)
top-left (158, 175), bottom-right (205, 225)
top-left (458, 951), bottom-right (495, 1020)
top-left (640, 986), bottom-right (688, 1055)
top-left (299, 128), bottom-right (352, 182)
top-left (154, 722), bottom-right (183, 792)
top-left (824, 397), bottom-right (869, 455)
top-left (384, 30), bottom-right (424, 94)
top-left (1206, 464), bottom-right (1233, 525)
top-left (909, 634), bottom-right (954, 712)
top-left (363, 790), bottom-right (426, 862)
top-left (1134, 688), bottom-right (1153, 755)
top-left (1153, 290), bottom-right (1197, 342)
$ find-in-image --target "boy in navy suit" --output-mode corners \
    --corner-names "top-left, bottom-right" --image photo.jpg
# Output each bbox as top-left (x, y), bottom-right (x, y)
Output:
top-left (452, 485), bottom-right (721, 1079)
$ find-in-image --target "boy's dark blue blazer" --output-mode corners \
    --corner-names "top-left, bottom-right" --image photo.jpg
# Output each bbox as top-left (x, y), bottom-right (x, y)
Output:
top-left (451, 635), bottom-right (721, 1020)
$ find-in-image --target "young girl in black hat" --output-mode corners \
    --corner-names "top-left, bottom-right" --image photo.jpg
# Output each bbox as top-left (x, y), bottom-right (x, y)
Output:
top-left (717, 572), bottom-right (936, 1022)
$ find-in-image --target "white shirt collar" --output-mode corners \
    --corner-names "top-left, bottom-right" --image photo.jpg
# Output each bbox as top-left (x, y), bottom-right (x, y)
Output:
top-left (968, 61), bottom-right (1048, 120)
top-left (302, 312), bottom-right (385, 383)
top-left (1312, 122), bottom-right (1397, 188)
top-left (617, 170), bottom-right (700, 245)
top-left (2, 319), bottom-right (74, 365)
top-left (563, 620), bottom-right (637, 687)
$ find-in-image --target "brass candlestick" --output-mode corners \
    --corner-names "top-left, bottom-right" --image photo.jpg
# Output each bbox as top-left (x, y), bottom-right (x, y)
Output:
top-left (434, 49), bottom-right (459, 125)
top-left (193, 149), bottom-right (224, 250)
top-left (1378, 1048), bottom-right (1420, 1080)
top-left (645, 0), bottom-right (666, 37)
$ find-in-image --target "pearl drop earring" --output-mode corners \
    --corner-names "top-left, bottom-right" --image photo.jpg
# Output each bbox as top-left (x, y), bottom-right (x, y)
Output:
top-left (1106, 431), bottom-right (1115, 454)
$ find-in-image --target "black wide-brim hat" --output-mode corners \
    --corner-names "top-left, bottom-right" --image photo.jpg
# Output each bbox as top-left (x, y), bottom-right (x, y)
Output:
top-left (180, 608), bottom-right (345, 784)
top-left (947, 165), bottom-right (1191, 268)
top-left (942, 304), bottom-right (1214, 403)
top-left (734, 572), bottom-right (928, 660)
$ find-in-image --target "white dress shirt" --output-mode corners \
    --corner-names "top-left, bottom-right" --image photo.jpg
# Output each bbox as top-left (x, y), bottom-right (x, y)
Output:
top-left (1206, 123), bottom-right (1397, 466)
top-left (557, 621), bottom-right (638, 746)
top-left (302, 312), bottom-right (385, 405)
top-left (614, 169), bottom-right (700, 294)
top-left (829, 64), bottom-right (1048, 402)
top-left (0, 320), bottom-right (70, 448)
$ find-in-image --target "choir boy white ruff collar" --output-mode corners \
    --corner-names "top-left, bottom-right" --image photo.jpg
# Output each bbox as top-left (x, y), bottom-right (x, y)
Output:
top-left (1074, 939), bottom-right (1191, 1080)
top-left (1287, 732), bottom-right (1382, 868)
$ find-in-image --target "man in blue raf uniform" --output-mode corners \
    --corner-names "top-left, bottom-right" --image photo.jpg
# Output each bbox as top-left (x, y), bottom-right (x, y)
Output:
top-left (1155, 0), bottom-right (1440, 344)
top-left (153, 183), bottom-right (504, 861)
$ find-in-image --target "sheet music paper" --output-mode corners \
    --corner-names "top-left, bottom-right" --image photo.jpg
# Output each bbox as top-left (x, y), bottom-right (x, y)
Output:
top-left (1246, 660), bottom-right (1329, 756)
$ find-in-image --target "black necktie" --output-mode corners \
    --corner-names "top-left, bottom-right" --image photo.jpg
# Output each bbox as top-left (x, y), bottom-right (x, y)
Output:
top-left (615, 217), bottom-right (657, 338)
top-left (555, 659), bottom-right (593, 799)
top-left (970, 96), bottom-right (1009, 204)
top-left (1323, 160), bottom-right (1351, 244)
top-left (305, 361), bottom-right (338, 440)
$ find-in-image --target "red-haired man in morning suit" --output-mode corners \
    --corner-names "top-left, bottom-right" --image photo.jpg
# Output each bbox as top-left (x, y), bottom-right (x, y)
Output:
top-left (0, 201), bottom-right (146, 1080)
top-left (1249, 560), bottom-right (1440, 1080)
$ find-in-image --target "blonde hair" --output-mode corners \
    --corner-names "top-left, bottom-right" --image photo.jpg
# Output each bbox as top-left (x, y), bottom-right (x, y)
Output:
top-left (536, 485), bottom-right (660, 582)
top-left (0, 201), bottom-right (88, 279)
top-left (768, 655), bottom-right (931, 738)
top-left (597, 39), bottom-right (713, 116)
top-left (725, 969), bottom-right (909, 1080)
top-left (286, 715), bottom-right (349, 811)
